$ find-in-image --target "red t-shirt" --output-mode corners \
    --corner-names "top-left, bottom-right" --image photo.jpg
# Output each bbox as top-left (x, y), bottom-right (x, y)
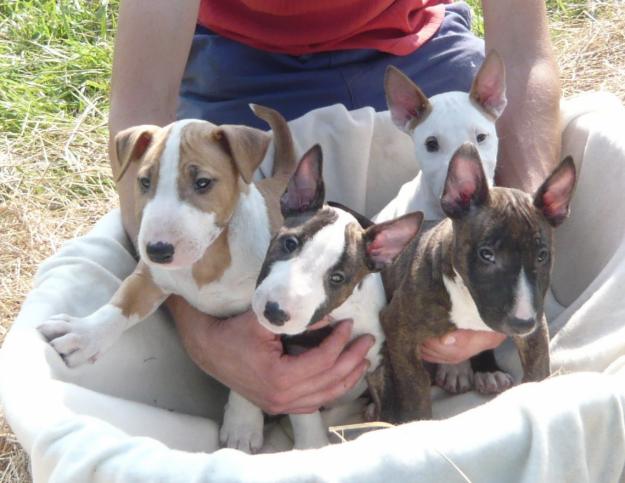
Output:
top-left (197, 0), bottom-right (451, 56)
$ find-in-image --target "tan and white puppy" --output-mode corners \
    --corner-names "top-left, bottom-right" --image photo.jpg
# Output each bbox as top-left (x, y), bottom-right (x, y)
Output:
top-left (38, 105), bottom-right (295, 453)
top-left (253, 145), bottom-right (423, 449)
top-left (374, 50), bottom-right (506, 223)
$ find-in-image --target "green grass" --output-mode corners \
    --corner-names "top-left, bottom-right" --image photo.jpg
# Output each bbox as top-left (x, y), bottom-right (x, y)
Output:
top-left (0, 0), bottom-right (118, 135)
top-left (465, 0), bottom-right (586, 37)
top-left (0, 0), bottom-right (594, 138)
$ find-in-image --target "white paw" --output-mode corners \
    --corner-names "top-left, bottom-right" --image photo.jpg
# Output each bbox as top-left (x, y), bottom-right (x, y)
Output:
top-left (220, 400), bottom-right (264, 453)
top-left (37, 307), bottom-right (124, 368)
top-left (435, 361), bottom-right (474, 394)
top-left (293, 431), bottom-right (329, 450)
top-left (290, 412), bottom-right (329, 450)
top-left (474, 371), bottom-right (514, 395)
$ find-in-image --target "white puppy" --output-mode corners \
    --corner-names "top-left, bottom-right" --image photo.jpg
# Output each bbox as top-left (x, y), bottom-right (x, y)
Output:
top-left (374, 50), bottom-right (507, 223)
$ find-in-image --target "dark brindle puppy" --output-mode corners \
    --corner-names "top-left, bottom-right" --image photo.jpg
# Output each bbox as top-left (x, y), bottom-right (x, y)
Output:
top-left (368, 142), bottom-right (577, 423)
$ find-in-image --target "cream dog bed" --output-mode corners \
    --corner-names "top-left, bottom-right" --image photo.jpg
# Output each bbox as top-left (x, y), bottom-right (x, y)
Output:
top-left (3, 92), bottom-right (625, 482)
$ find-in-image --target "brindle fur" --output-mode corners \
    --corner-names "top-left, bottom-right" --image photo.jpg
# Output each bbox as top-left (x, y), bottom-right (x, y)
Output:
top-left (369, 145), bottom-right (576, 424)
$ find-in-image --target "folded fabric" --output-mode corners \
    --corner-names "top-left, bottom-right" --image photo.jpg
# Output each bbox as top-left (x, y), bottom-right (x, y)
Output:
top-left (2, 91), bottom-right (625, 482)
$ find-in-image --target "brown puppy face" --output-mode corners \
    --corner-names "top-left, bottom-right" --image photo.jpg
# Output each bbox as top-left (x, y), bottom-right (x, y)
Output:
top-left (441, 143), bottom-right (576, 336)
top-left (252, 145), bottom-right (423, 335)
top-left (115, 119), bottom-right (270, 269)
top-left (450, 189), bottom-right (554, 335)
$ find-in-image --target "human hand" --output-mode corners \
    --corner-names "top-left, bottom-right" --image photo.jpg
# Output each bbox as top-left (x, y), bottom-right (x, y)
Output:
top-left (420, 329), bottom-right (507, 364)
top-left (169, 296), bottom-right (374, 415)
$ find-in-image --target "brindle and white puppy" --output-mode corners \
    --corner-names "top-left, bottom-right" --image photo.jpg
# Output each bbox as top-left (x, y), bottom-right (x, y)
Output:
top-left (38, 105), bottom-right (296, 453)
top-left (370, 143), bottom-right (577, 424)
top-left (376, 51), bottom-right (510, 394)
top-left (252, 145), bottom-right (423, 449)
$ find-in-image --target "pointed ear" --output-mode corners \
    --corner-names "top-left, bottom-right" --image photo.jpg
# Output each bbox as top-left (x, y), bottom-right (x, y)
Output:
top-left (534, 156), bottom-right (577, 227)
top-left (214, 125), bottom-right (271, 184)
top-left (470, 50), bottom-right (507, 119)
top-left (114, 125), bottom-right (160, 182)
top-left (281, 144), bottom-right (325, 216)
top-left (385, 65), bottom-right (432, 132)
top-left (441, 143), bottom-right (490, 218)
top-left (364, 212), bottom-right (423, 271)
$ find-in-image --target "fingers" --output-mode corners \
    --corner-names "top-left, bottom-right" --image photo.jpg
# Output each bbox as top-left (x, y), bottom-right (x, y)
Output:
top-left (275, 359), bottom-right (370, 415)
top-left (263, 322), bottom-right (375, 414)
top-left (280, 334), bottom-right (375, 403)
top-left (421, 330), bottom-right (507, 364)
top-left (280, 320), bottom-right (355, 380)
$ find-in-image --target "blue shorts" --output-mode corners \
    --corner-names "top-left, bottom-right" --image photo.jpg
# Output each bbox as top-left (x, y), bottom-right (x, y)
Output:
top-left (178, 2), bottom-right (484, 128)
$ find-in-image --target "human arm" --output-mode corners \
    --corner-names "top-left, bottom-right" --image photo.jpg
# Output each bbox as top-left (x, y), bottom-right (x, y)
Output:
top-left (109, 2), bottom-right (375, 414)
top-left (168, 296), bottom-right (374, 414)
top-left (108, 0), bottom-right (200, 242)
top-left (422, 2), bottom-right (560, 364)
top-left (483, 0), bottom-right (561, 192)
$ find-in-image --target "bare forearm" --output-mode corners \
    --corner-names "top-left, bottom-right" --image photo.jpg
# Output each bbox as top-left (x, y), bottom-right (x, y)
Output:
top-left (108, 0), bottom-right (200, 240)
top-left (166, 295), bottom-right (224, 375)
top-left (483, 0), bottom-right (561, 192)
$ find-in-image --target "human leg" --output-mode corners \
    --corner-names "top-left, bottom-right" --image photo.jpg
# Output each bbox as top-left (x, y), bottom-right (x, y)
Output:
top-left (177, 3), bottom-right (484, 128)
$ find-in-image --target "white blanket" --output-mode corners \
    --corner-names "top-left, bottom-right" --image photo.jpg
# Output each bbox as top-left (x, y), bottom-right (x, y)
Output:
top-left (2, 92), bottom-right (625, 482)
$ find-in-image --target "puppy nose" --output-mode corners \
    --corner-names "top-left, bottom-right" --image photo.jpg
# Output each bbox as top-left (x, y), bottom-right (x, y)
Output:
top-left (146, 241), bottom-right (175, 264)
top-left (504, 317), bottom-right (536, 336)
top-left (264, 301), bottom-right (290, 326)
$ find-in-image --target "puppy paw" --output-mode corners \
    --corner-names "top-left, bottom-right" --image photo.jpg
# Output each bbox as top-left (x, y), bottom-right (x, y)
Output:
top-left (364, 402), bottom-right (378, 422)
top-left (435, 361), bottom-right (474, 394)
top-left (38, 314), bottom-right (103, 367)
top-left (220, 396), bottom-right (264, 453)
top-left (37, 306), bottom-right (124, 368)
top-left (290, 412), bottom-right (329, 450)
top-left (474, 371), bottom-right (514, 394)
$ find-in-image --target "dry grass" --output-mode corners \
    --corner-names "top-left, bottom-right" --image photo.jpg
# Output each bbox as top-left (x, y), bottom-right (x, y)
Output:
top-left (0, 116), bottom-right (117, 331)
top-left (1, 2), bottom-right (625, 482)
top-left (0, 413), bottom-right (29, 483)
top-left (552, 2), bottom-right (625, 101)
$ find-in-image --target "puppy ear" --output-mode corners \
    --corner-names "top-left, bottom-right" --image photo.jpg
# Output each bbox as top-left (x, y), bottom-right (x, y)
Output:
top-left (385, 65), bottom-right (432, 132)
top-left (281, 144), bottom-right (325, 216)
top-left (214, 125), bottom-right (271, 184)
top-left (114, 125), bottom-right (159, 182)
top-left (470, 50), bottom-right (507, 119)
top-left (364, 211), bottom-right (423, 271)
top-left (441, 143), bottom-right (490, 218)
top-left (534, 156), bottom-right (577, 227)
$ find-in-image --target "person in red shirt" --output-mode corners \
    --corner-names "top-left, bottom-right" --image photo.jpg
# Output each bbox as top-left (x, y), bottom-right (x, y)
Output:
top-left (109, 1), bottom-right (560, 418)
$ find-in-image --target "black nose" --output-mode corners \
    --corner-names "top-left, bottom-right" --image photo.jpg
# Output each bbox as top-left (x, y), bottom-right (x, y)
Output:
top-left (146, 241), bottom-right (174, 263)
top-left (503, 317), bottom-right (536, 336)
top-left (264, 301), bottom-right (290, 326)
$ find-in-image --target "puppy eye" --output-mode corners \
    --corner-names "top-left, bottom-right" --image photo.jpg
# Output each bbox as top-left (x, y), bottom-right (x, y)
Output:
top-left (194, 177), bottom-right (215, 193)
top-left (425, 136), bottom-right (439, 152)
top-left (281, 235), bottom-right (299, 254)
top-left (329, 272), bottom-right (345, 285)
top-left (478, 247), bottom-right (496, 264)
top-left (139, 176), bottom-right (151, 191)
top-left (536, 248), bottom-right (549, 264)
top-left (476, 133), bottom-right (488, 143)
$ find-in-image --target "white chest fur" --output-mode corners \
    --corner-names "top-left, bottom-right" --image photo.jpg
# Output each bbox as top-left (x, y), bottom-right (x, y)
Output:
top-left (327, 272), bottom-right (386, 406)
top-left (442, 269), bottom-right (494, 332)
top-left (331, 272), bottom-right (387, 368)
top-left (152, 185), bottom-right (272, 318)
